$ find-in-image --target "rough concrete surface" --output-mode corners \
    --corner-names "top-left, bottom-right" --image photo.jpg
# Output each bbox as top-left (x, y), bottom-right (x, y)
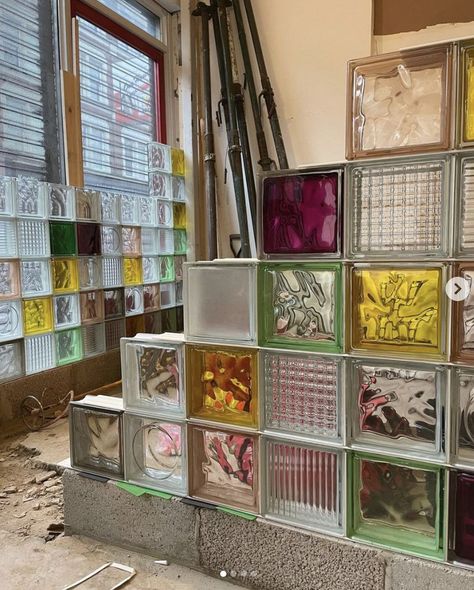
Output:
top-left (387, 555), bottom-right (474, 590)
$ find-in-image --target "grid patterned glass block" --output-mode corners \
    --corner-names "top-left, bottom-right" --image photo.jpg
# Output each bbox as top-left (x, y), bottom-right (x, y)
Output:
top-left (77, 223), bottom-right (101, 256)
top-left (25, 333), bottom-right (55, 374)
top-left (78, 256), bottom-right (102, 291)
top-left (148, 141), bottom-right (171, 172)
top-left (173, 202), bottom-right (186, 229)
top-left (263, 350), bottom-right (340, 440)
top-left (350, 453), bottom-right (443, 559)
top-left (46, 183), bottom-right (75, 220)
top-left (76, 189), bottom-right (100, 221)
top-left (0, 176), bottom-right (16, 217)
top-left (17, 177), bottom-right (45, 218)
top-left (142, 256), bottom-right (160, 284)
top-left (457, 157), bottom-right (474, 255)
top-left (0, 220), bottom-right (17, 258)
top-left (351, 359), bottom-right (444, 458)
top-left (56, 328), bottom-right (82, 365)
top-left (101, 225), bottom-right (122, 256)
top-left (185, 262), bottom-right (257, 345)
top-left (123, 257), bottom-right (143, 286)
top-left (350, 157), bottom-right (448, 257)
top-left (174, 255), bottom-right (185, 282)
top-left (49, 221), bottom-right (77, 257)
top-left (0, 340), bottom-right (23, 383)
top-left (105, 318), bottom-right (125, 350)
top-left (125, 286), bottom-right (144, 316)
top-left (171, 147), bottom-right (185, 176)
top-left (80, 290), bottom-right (104, 325)
top-left (124, 415), bottom-right (186, 494)
top-left (158, 228), bottom-right (174, 254)
top-left (23, 297), bottom-right (53, 336)
top-left (351, 264), bottom-right (444, 358)
top-left (120, 194), bottom-right (140, 225)
top-left (172, 176), bottom-right (186, 202)
top-left (265, 439), bottom-right (342, 533)
top-left (0, 260), bottom-right (20, 300)
top-left (52, 258), bottom-right (79, 294)
top-left (20, 260), bottom-right (52, 298)
top-left (187, 344), bottom-right (258, 428)
top-left (17, 220), bottom-right (49, 258)
top-left (122, 226), bottom-right (141, 256)
top-left (82, 323), bottom-right (106, 357)
top-left (141, 227), bottom-right (159, 255)
top-left (143, 283), bottom-right (160, 312)
top-left (453, 368), bottom-right (474, 468)
top-left (159, 255), bottom-right (175, 282)
top-left (104, 288), bottom-right (124, 319)
top-left (102, 257), bottom-right (123, 288)
top-left (175, 281), bottom-right (183, 305)
top-left (100, 192), bottom-right (121, 224)
top-left (347, 44), bottom-right (452, 159)
top-left (261, 169), bottom-right (341, 258)
top-left (189, 424), bottom-right (259, 513)
top-left (453, 472), bottom-right (474, 564)
top-left (149, 172), bottom-right (172, 199)
top-left (53, 294), bottom-right (80, 329)
top-left (174, 229), bottom-right (187, 255)
top-left (160, 282), bottom-right (175, 309)
top-left (126, 314), bottom-right (145, 337)
top-left (156, 199), bottom-right (173, 227)
top-left (0, 300), bottom-right (22, 342)
top-left (144, 311), bottom-right (162, 334)
top-left (259, 262), bottom-right (342, 353)
top-left (139, 196), bottom-right (155, 226)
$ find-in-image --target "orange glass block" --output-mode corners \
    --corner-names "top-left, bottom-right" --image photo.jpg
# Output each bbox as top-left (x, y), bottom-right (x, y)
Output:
top-left (23, 297), bottom-right (53, 335)
top-left (80, 290), bottom-right (104, 325)
top-left (187, 344), bottom-right (258, 428)
top-left (171, 148), bottom-right (185, 176)
top-left (123, 257), bottom-right (143, 286)
top-left (173, 203), bottom-right (186, 229)
top-left (52, 258), bottom-right (78, 294)
top-left (0, 260), bottom-right (20, 300)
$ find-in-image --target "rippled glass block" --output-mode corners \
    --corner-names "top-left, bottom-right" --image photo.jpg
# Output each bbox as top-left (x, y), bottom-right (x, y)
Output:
top-left (173, 203), bottom-right (186, 230)
top-left (174, 255), bottom-right (185, 282)
top-left (0, 340), bottom-right (23, 382)
top-left (78, 257), bottom-right (102, 291)
top-left (52, 258), bottom-right (78, 294)
top-left (125, 286), bottom-right (144, 316)
top-left (0, 300), bottom-right (22, 342)
top-left (122, 226), bottom-right (141, 256)
top-left (261, 169), bottom-right (342, 258)
top-left (460, 43), bottom-right (474, 146)
top-left (17, 176), bottom-right (45, 218)
top-left (350, 157), bottom-right (448, 257)
top-left (53, 294), bottom-right (80, 329)
top-left (45, 183), bottom-right (75, 220)
top-left (139, 196), bottom-right (155, 226)
top-left (187, 344), bottom-right (258, 428)
top-left (123, 257), bottom-right (142, 286)
top-left (25, 333), bottom-right (55, 374)
top-left (351, 264), bottom-right (444, 358)
top-left (76, 189), bottom-right (100, 221)
top-left (120, 194), bottom-right (140, 225)
top-left (101, 257), bottom-right (123, 288)
top-left (158, 255), bottom-right (174, 283)
top-left (104, 288), bottom-right (124, 319)
top-left (453, 368), bottom-right (474, 468)
top-left (143, 283), bottom-right (160, 312)
top-left (142, 256), bottom-right (160, 285)
top-left (0, 176), bottom-right (16, 217)
top-left (144, 311), bottom-right (162, 334)
top-left (453, 472), bottom-right (474, 564)
top-left (0, 220), bottom-right (17, 258)
top-left (172, 176), bottom-right (186, 202)
top-left (56, 327), bottom-right (82, 365)
top-left (148, 141), bottom-right (171, 172)
top-left (263, 350), bottom-right (341, 440)
top-left (160, 282), bottom-right (175, 309)
top-left (105, 318), bottom-right (125, 350)
top-left (50, 221), bottom-right (77, 257)
top-left (171, 147), bottom-right (185, 176)
top-left (70, 397), bottom-right (124, 478)
top-left (100, 225), bottom-right (122, 256)
top-left (156, 200), bottom-right (173, 227)
top-left (125, 314), bottom-right (145, 337)
top-left (17, 220), bottom-right (49, 258)
top-left (0, 260), bottom-right (20, 300)
top-left (350, 453), bottom-right (444, 559)
top-left (347, 44), bottom-right (452, 159)
top-left (23, 297), bottom-right (53, 336)
top-left (80, 290), bottom-right (104, 324)
top-left (20, 260), bottom-right (51, 297)
top-left (189, 424), bottom-right (259, 512)
top-left (149, 172), bottom-right (172, 199)
top-left (174, 229), bottom-right (187, 255)
top-left (77, 223), bottom-right (101, 256)
top-left (141, 227), bottom-right (159, 255)
top-left (100, 192), bottom-right (121, 224)
top-left (82, 323), bottom-right (106, 357)
top-left (351, 359), bottom-right (444, 458)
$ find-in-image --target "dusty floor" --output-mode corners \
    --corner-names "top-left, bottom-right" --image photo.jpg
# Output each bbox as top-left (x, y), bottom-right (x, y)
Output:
top-left (0, 421), bottom-right (244, 590)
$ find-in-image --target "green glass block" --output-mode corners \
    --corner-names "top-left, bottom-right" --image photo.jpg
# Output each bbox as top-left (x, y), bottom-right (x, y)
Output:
top-left (161, 306), bottom-right (178, 332)
top-left (174, 229), bottom-right (187, 255)
top-left (259, 262), bottom-right (342, 353)
top-left (55, 327), bottom-right (83, 365)
top-left (159, 255), bottom-right (175, 282)
top-left (50, 221), bottom-right (77, 256)
top-left (349, 452), bottom-right (444, 560)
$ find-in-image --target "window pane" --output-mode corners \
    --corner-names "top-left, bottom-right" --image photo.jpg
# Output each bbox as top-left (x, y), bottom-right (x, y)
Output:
top-left (96, 0), bottom-right (161, 38)
top-left (78, 17), bottom-right (156, 197)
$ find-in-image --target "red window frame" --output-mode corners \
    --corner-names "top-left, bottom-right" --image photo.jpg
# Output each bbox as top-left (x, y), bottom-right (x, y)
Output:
top-left (71, 0), bottom-right (167, 143)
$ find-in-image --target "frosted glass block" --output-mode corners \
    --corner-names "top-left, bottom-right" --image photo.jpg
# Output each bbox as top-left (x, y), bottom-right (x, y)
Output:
top-left (189, 424), bottom-right (259, 513)
top-left (141, 227), bottom-right (159, 255)
top-left (0, 300), bottom-right (23, 342)
top-left (172, 176), bottom-right (186, 202)
top-left (20, 260), bottom-right (51, 298)
top-left (56, 328), bottom-right (82, 365)
top-left (25, 333), bottom-right (55, 374)
top-left (101, 225), bottom-right (122, 256)
top-left (0, 176), bottom-right (16, 217)
top-left (350, 453), bottom-right (444, 559)
top-left (17, 176), bottom-right (45, 218)
top-left (17, 220), bottom-right (49, 258)
top-left (122, 226), bottom-right (141, 256)
top-left (187, 344), bottom-right (258, 428)
top-left (171, 148), bottom-right (185, 176)
top-left (0, 340), bottom-right (23, 382)
top-left (175, 281), bottom-right (183, 305)
top-left (82, 323), bottom-right (106, 357)
top-left (160, 282), bottom-right (175, 309)
top-left (120, 194), bottom-right (140, 225)
top-left (264, 438), bottom-right (343, 533)
top-left (143, 283), bottom-right (160, 312)
top-left (105, 318), bottom-right (125, 350)
top-left (77, 223), bottom-right (101, 256)
top-left (144, 311), bottom-right (162, 334)
top-left (104, 288), bottom-right (124, 319)
top-left (100, 192), bottom-right (121, 224)
top-left (263, 350), bottom-right (341, 440)
top-left (156, 199), bottom-right (173, 227)
top-left (0, 220), bottom-right (17, 258)
top-left (159, 255), bottom-right (175, 282)
top-left (50, 221), bottom-right (77, 256)
top-left (126, 314), bottom-right (145, 337)
top-left (149, 172), bottom-right (172, 199)
top-left (23, 297), bottom-right (53, 335)
top-left (53, 294), bottom-right (80, 329)
top-left (350, 359), bottom-right (444, 459)
top-left (139, 196), bottom-right (155, 226)
top-left (174, 229), bottom-right (187, 255)
top-left (452, 368), bottom-right (474, 468)
top-left (142, 256), bottom-right (160, 284)
top-left (70, 398), bottom-right (123, 478)
top-left (260, 262), bottom-right (342, 353)
top-left (80, 290), bottom-right (104, 324)
top-left (52, 258), bottom-right (78, 294)
top-left (124, 414), bottom-right (186, 494)
top-left (102, 257), bottom-right (123, 288)
top-left (123, 257), bottom-right (143, 286)
top-left (0, 260), bottom-right (20, 300)
top-left (351, 264), bottom-right (445, 359)
top-left (45, 183), bottom-right (75, 220)
top-left (349, 157), bottom-right (448, 257)
top-left (347, 44), bottom-right (452, 159)
top-left (185, 261), bottom-right (257, 345)
top-left (125, 286), bottom-right (144, 316)
top-left (174, 255), bottom-right (185, 282)
top-left (158, 228), bottom-right (174, 254)
top-left (78, 256), bottom-right (102, 291)
top-left (148, 141), bottom-right (171, 172)
top-left (76, 189), bottom-right (100, 221)
top-left (173, 202), bottom-right (186, 229)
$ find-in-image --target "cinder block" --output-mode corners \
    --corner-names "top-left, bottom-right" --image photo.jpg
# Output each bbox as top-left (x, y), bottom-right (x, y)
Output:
top-left (387, 555), bottom-right (474, 590)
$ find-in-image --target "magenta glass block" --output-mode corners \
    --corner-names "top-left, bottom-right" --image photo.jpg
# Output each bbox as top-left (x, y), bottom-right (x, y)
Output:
top-left (77, 223), bottom-right (101, 256)
top-left (455, 472), bottom-right (474, 563)
top-left (261, 169), bottom-right (342, 258)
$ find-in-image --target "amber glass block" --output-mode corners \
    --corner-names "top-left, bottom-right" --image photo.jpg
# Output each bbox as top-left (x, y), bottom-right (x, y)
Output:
top-left (126, 314), bottom-right (145, 337)
top-left (80, 290), bottom-right (104, 325)
top-left (452, 264), bottom-right (474, 362)
top-left (52, 258), bottom-right (79, 294)
top-left (171, 148), bottom-right (185, 176)
top-left (351, 265), bottom-right (444, 358)
top-left (187, 344), bottom-right (258, 428)
top-left (23, 297), bottom-right (53, 335)
top-left (123, 257), bottom-right (143, 286)
top-left (173, 202), bottom-right (186, 229)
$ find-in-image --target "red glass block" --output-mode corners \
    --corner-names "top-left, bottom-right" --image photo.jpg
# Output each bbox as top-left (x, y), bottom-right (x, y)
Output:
top-left (77, 223), bottom-right (101, 255)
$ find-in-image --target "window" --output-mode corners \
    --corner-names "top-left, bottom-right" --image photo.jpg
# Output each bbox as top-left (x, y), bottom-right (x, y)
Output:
top-left (95, 0), bottom-right (162, 39)
top-left (82, 115), bottom-right (111, 174)
top-left (81, 53), bottom-right (109, 105)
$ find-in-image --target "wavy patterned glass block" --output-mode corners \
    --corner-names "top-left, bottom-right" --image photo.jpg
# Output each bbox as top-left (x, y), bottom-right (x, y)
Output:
top-left (82, 323), bottom-right (106, 357)
top-left (350, 453), bottom-right (443, 559)
top-left (102, 257), bottom-right (123, 288)
top-left (25, 333), bottom-right (55, 374)
top-left (159, 255), bottom-right (175, 282)
top-left (148, 141), bottom-right (171, 172)
top-left (143, 283), bottom-right (160, 312)
top-left (0, 220), bottom-right (17, 258)
top-left (0, 340), bottom-right (23, 382)
top-left (122, 226), bottom-right (141, 256)
top-left (454, 472), bottom-right (474, 563)
top-left (171, 148), bottom-right (185, 176)
top-left (156, 200), bottom-right (173, 227)
top-left (101, 225), bottom-right (122, 256)
top-left (52, 258), bottom-right (78, 294)
top-left (123, 257), bottom-right (142, 286)
top-left (56, 328), bottom-right (82, 365)
top-left (50, 221), bottom-right (77, 257)
top-left (173, 203), bottom-right (186, 230)
top-left (350, 157), bottom-right (448, 257)
top-left (139, 196), bottom-right (155, 226)
top-left (0, 300), bottom-right (22, 342)
top-left (20, 260), bottom-right (51, 298)
top-left (142, 256), bottom-right (160, 284)
top-left (172, 176), bottom-right (186, 202)
top-left (141, 227), bottom-right (159, 255)
top-left (45, 183), bottom-right (75, 220)
top-left (80, 290), bottom-right (104, 325)
top-left (263, 350), bottom-right (340, 439)
top-left (265, 439), bottom-right (342, 532)
top-left (453, 368), bottom-right (474, 468)
top-left (100, 192), bottom-right (121, 224)
top-left (120, 194), bottom-right (140, 225)
top-left (160, 282), bottom-right (175, 309)
top-left (174, 229), bottom-right (187, 255)
top-left (23, 297), bottom-right (53, 335)
top-left (18, 220), bottom-right (49, 258)
top-left (17, 177), bottom-right (45, 218)
top-left (125, 286), bottom-right (144, 316)
top-left (144, 311), bottom-right (162, 334)
top-left (53, 294), bottom-right (80, 329)
top-left (77, 223), bottom-right (101, 256)
top-left (78, 257), bottom-right (102, 291)
top-left (105, 318), bottom-right (125, 350)
top-left (149, 172), bottom-right (172, 199)
top-left (104, 288), bottom-right (124, 319)
top-left (0, 176), bottom-right (16, 217)
top-left (0, 260), bottom-right (20, 300)
top-left (76, 189), bottom-right (100, 221)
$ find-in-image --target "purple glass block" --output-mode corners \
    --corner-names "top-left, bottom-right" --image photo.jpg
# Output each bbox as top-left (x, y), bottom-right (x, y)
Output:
top-left (456, 472), bottom-right (474, 562)
top-left (77, 223), bottom-right (101, 256)
top-left (262, 171), bottom-right (341, 257)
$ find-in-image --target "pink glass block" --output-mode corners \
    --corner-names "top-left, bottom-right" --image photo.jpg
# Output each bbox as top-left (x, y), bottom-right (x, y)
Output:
top-left (0, 260), bottom-right (20, 300)
top-left (80, 290), bottom-right (104, 324)
top-left (144, 284), bottom-right (160, 312)
top-left (104, 288), bottom-right (124, 319)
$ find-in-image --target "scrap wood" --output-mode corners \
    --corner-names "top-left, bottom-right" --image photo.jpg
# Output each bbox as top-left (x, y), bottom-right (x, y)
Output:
top-left (61, 562), bottom-right (136, 590)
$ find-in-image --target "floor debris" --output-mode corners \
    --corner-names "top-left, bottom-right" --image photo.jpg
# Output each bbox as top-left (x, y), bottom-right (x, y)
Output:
top-left (61, 562), bottom-right (136, 590)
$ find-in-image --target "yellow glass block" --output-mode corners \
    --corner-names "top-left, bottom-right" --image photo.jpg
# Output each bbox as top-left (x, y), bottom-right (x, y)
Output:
top-left (187, 344), bottom-right (258, 428)
top-left (123, 257), bottom-right (143, 286)
top-left (23, 297), bottom-right (53, 335)
top-left (173, 203), bottom-right (186, 229)
top-left (465, 49), bottom-right (474, 142)
top-left (52, 258), bottom-right (78, 294)
top-left (171, 148), bottom-right (185, 176)
top-left (351, 266), bottom-right (443, 358)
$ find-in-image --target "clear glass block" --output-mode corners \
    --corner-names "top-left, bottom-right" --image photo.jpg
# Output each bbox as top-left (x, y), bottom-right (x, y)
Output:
top-left (185, 261), bottom-right (257, 345)
top-left (23, 297), bottom-right (53, 336)
top-left (175, 281), bottom-right (183, 305)
top-left (456, 156), bottom-right (474, 255)
top-left (142, 256), bottom-right (160, 284)
top-left (156, 199), bottom-right (173, 227)
top-left (125, 286), bottom-right (144, 316)
top-left (25, 333), bottom-right (55, 374)
top-left (144, 311), bottom-right (162, 334)
top-left (159, 255), bottom-right (175, 282)
top-left (120, 194), bottom-right (140, 226)
top-left (77, 223), bottom-right (101, 256)
top-left (76, 189), bottom-right (100, 221)
top-left (125, 314), bottom-right (145, 338)
top-left (0, 340), bottom-right (24, 383)
top-left (17, 176), bottom-right (45, 218)
top-left (123, 257), bottom-right (143, 286)
top-left (260, 262), bottom-right (342, 353)
top-left (453, 472), bottom-right (474, 564)
top-left (174, 229), bottom-right (187, 255)
top-left (0, 260), bottom-right (20, 300)
top-left (100, 192), bottom-right (121, 224)
top-left (56, 327), bottom-right (82, 365)
top-left (141, 227), bottom-right (159, 255)
top-left (52, 258), bottom-right (79, 294)
top-left (171, 147), bottom-right (185, 176)
top-left (149, 172), bottom-right (172, 199)
top-left (53, 294), bottom-right (80, 329)
top-left (158, 228), bottom-right (174, 254)
top-left (101, 225), bottom-right (122, 256)
top-left (80, 290), bottom-right (104, 325)
top-left (173, 202), bottom-right (186, 230)
top-left (45, 183), bottom-right (75, 220)
top-left (264, 438), bottom-right (343, 533)
top-left (174, 255), bottom-right (185, 282)
top-left (0, 299), bottom-right (22, 342)
top-left (172, 176), bottom-right (186, 202)
top-left (160, 282), bottom-right (175, 309)
top-left (21, 260), bottom-right (52, 297)
top-left (101, 257), bottom-right (123, 288)
top-left (349, 156), bottom-right (448, 257)
top-left (0, 176), bottom-right (16, 217)
top-left (453, 368), bottom-right (474, 468)
top-left (82, 323), bottom-right (106, 357)
top-left (50, 221), bottom-right (77, 257)
top-left (347, 44), bottom-right (453, 159)
top-left (263, 350), bottom-right (341, 440)
top-left (78, 256), bottom-right (102, 291)
top-left (124, 414), bottom-right (186, 494)
top-left (350, 452), bottom-right (444, 559)
top-left (148, 141), bottom-right (172, 172)
top-left (350, 359), bottom-right (444, 458)
top-left (189, 424), bottom-right (259, 513)
top-left (143, 283), bottom-right (160, 312)
top-left (0, 220), bottom-right (18, 258)
top-left (17, 220), bottom-right (49, 258)
top-left (122, 226), bottom-right (141, 256)
top-left (105, 318), bottom-right (125, 350)
top-left (104, 288), bottom-right (124, 319)
top-left (139, 196), bottom-right (155, 226)
top-left (70, 399), bottom-right (123, 478)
